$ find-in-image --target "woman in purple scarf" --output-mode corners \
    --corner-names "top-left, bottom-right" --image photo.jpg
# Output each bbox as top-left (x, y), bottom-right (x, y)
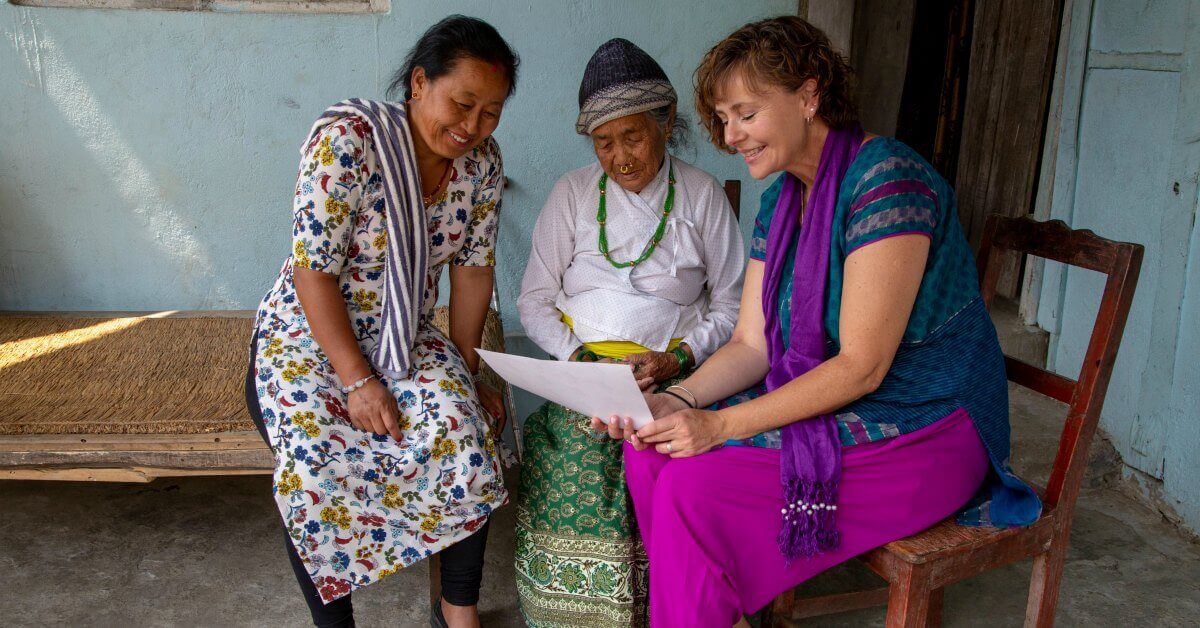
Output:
top-left (592, 16), bottom-right (1040, 627)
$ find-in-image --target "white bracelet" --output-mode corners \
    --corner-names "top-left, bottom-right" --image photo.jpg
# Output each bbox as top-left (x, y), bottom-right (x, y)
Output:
top-left (340, 374), bottom-right (375, 395)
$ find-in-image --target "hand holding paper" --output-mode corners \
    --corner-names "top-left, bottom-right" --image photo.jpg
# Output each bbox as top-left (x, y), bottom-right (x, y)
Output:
top-left (475, 349), bottom-right (653, 428)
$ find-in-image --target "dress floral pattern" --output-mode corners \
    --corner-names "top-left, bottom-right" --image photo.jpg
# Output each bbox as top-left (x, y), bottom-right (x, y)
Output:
top-left (252, 115), bottom-right (506, 603)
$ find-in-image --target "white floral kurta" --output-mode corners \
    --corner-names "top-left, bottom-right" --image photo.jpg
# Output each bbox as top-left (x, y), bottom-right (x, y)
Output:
top-left (252, 115), bottom-right (507, 603)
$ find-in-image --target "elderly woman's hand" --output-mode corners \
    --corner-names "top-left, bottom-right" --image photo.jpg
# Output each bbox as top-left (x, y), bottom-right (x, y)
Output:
top-left (645, 391), bottom-right (690, 419)
top-left (635, 408), bottom-right (728, 458)
top-left (624, 351), bottom-right (679, 389)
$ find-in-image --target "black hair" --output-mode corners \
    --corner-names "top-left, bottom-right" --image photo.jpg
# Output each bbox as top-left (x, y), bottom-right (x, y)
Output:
top-left (386, 15), bottom-right (520, 101)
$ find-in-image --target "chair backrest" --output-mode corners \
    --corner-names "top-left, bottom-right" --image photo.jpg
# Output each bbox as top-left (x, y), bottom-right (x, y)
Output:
top-left (724, 179), bottom-right (741, 220)
top-left (976, 215), bottom-right (1143, 512)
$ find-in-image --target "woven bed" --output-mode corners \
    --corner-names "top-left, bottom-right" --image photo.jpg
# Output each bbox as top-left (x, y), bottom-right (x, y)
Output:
top-left (0, 308), bottom-right (508, 482)
top-left (0, 314), bottom-right (255, 436)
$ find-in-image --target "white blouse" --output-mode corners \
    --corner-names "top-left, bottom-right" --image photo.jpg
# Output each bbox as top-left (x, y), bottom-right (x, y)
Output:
top-left (518, 155), bottom-right (745, 363)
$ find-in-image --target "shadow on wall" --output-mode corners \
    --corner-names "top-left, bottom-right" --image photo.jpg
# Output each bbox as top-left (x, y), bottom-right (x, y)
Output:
top-left (5, 13), bottom-right (245, 310)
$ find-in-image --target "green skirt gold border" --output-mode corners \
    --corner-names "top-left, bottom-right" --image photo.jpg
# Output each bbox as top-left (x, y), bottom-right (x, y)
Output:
top-left (515, 400), bottom-right (648, 627)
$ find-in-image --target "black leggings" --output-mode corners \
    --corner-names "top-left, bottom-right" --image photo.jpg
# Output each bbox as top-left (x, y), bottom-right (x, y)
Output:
top-left (244, 340), bottom-right (490, 627)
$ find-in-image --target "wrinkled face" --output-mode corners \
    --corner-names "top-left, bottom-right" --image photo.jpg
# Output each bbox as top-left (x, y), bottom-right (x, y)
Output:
top-left (713, 70), bottom-right (817, 180)
top-left (590, 112), bottom-right (669, 194)
top-left (408, 56), bottom-right (509, 160)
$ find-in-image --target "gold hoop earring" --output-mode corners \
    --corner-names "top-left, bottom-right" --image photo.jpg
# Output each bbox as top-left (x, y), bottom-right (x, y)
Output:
top-left (619, 164), bottom-right (633, 175)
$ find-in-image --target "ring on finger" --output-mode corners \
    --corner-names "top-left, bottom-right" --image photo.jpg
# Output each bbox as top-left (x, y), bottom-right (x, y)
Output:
top-left (666, 442), bottom-right (673, 453)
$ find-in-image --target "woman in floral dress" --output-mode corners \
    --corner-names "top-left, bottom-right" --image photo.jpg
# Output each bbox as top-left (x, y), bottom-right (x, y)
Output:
top-left (244, 16), bottom-right (519, 628)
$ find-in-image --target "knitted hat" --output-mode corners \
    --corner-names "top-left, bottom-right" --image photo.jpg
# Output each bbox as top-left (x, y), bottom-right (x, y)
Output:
top-left (576, 38), bottom-right (678, 135)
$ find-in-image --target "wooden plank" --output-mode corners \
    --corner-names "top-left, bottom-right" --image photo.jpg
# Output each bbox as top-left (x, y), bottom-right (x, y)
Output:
top-left (0, 310), bottom-right (255, 319)
top-left (0, 447), bottom-right (273, 471)
top-left (804, 0), bottom-right (856, 57)
top-left (791, 588), bottom-right (890, 620)
top-left (0, 431), bottom-right (268, 452)
top-left (2, 467), bottom-right (271, 482)
top-left (955, 0), bottom-right (1066, 297)
top-left (851, 0), bottom-right (916, 136)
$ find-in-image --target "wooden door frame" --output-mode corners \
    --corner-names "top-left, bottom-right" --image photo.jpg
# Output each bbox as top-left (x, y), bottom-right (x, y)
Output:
top-left (1022, 0), bottom-right (1092, 326)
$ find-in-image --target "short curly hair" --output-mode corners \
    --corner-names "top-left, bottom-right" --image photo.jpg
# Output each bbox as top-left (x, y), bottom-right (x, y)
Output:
top-left (694, 15), bottom-right (859, 153)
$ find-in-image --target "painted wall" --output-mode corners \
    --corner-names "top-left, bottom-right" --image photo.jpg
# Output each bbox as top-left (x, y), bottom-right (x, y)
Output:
top-left (1037, 0), bottom-right (1200, 532)
top-left (0, 1), bottom-right (791, 318)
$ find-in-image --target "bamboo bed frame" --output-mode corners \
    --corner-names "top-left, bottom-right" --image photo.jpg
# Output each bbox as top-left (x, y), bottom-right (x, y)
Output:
top-left (0, 307), bottom-right (512, 483)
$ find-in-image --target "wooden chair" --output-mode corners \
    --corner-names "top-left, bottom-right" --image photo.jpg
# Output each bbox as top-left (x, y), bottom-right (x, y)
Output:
top-left (764, 215), bottom-right (1143, 627)
top-left (725, 179), bottom-right (741, 220)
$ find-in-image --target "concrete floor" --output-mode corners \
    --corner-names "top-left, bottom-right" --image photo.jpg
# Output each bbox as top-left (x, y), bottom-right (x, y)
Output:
top-left (4, 384), bottom-right (1199, 627)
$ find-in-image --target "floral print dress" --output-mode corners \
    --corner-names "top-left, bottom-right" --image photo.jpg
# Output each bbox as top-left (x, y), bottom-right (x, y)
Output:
top-left (251, 115), bottom-right (506, 603)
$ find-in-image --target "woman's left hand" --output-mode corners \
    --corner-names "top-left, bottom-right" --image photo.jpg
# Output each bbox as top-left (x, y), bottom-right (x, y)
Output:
top-left (635, 408), bottom-right (728, 458)
top-left (624, 351), bottom-right (679, 389)
top-left (476, 381), bottom-right (507, 434)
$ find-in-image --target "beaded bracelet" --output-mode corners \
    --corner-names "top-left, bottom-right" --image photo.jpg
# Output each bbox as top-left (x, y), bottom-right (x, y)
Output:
top-left (340, 374), bottom-right (375, 395)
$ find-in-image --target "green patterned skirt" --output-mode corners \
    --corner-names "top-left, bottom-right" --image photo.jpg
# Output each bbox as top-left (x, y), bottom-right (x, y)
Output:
top-left (515, 401), bottom-right (648, 627)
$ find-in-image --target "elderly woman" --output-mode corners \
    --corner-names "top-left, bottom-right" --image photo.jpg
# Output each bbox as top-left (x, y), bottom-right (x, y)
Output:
top-left (244, 16), bottom-right (518, 628)
top-left (514, 38), bottom-right (744, 627)
top-left (593, 17), bottom-right (1042, 626)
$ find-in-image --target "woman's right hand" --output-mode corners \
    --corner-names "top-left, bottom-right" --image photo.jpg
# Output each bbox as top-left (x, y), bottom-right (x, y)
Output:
top-left (347, 379), bottom-right (403, 441)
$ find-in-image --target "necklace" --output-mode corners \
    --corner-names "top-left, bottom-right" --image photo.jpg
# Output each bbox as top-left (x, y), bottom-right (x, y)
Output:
top-left (422, 159), bottom-right (452, 206)
top-left (597, 165), bottom-right (676, 269)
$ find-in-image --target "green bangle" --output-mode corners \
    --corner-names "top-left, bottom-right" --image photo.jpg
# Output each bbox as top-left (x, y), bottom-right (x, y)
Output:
top-left (671, 345), bottom-right (690, 374)
top-left (574, 349), bottom-right (601, 362)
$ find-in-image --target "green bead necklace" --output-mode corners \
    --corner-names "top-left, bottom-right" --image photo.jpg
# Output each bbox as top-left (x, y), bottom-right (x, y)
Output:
top-left (597, 166), bottom-right (676, 269)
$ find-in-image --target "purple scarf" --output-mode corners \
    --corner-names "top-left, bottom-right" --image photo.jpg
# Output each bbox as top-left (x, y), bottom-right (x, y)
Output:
top-left (761, 124), bottom-right (864, 559)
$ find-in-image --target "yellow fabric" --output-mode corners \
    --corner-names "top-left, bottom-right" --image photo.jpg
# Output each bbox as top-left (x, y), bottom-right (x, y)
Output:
top-left (561, 312), bottom-right (681, 360)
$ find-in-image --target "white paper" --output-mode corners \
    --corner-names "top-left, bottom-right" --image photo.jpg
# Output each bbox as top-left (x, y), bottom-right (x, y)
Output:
top-left (476, 349), bottom-right (653, 428)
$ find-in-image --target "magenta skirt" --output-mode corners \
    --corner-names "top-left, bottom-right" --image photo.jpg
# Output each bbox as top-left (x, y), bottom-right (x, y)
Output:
top-left (623, 407), bottom-right (989, 627)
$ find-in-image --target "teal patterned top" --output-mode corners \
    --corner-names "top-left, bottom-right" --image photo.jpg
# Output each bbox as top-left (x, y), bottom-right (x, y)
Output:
top-left (715, 137), bottom-right (1042, 529)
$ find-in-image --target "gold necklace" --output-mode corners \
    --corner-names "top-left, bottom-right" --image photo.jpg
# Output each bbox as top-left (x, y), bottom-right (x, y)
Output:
top-left (422, 159), bottom-right (452, 206)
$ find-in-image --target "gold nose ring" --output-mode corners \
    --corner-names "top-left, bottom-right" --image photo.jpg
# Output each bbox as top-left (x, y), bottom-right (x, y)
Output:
top-left (619, 163), bottom-right (633, 174)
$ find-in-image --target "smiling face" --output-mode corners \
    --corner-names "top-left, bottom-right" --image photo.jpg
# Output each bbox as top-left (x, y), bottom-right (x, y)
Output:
top-left (712, 70), bottom-right (819, 180)
top-left (590, 111), bottom-right (670, 194)
top-left (408, 56), bottom-right (510, 160)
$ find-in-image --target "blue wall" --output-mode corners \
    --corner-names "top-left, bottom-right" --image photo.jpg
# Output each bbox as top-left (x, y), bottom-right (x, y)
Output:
top-left (1037, 0), bottom-right (1200, 533)
top-left (0, 1), bottom-right (789, 316)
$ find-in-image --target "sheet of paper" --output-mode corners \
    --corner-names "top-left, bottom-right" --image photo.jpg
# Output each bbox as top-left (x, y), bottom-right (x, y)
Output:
top-left (476, 349), bottom-right (653, 428)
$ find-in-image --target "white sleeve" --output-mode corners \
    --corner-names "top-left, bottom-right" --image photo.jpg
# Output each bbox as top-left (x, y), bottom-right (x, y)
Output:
top-left (517, 177), bottom-right (583, 361)
top-left (681, 180), bottom-right (745, 364)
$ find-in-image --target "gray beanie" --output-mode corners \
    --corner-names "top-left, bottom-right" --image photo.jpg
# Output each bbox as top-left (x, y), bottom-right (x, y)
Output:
top-left (576, 38), bottom-right (677, 135)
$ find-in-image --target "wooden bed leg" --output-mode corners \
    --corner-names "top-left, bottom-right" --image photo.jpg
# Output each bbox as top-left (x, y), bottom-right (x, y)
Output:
top-left (428, 553), bottom-right (442, 612)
